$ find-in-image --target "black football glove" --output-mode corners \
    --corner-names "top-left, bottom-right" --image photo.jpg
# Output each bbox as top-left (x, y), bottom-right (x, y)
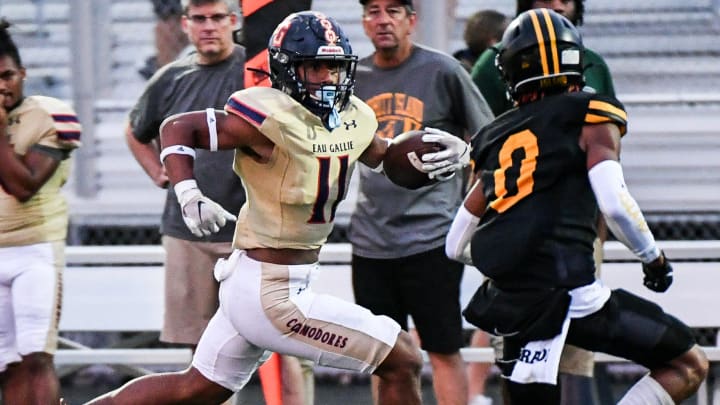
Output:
top-left (642, 251), bottom-right (673, 293)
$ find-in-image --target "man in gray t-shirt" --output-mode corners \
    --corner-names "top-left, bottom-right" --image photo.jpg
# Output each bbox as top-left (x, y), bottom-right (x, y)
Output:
top-left (350, 1), bottom-right (494, 404)
top-left (126, 0), bottom-right (245, 348)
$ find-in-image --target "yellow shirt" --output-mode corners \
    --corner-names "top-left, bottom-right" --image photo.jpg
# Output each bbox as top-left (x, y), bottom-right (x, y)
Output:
top-left (226, 87), bottom-right (377, 250)
top-left (0, 96), bottom-right (81, 246)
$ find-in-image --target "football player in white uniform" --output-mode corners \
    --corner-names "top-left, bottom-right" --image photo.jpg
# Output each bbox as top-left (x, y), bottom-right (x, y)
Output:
top-left (0, 19), bottom-right (81, 405)
top-left (85, 11), bottom-right (470, 405)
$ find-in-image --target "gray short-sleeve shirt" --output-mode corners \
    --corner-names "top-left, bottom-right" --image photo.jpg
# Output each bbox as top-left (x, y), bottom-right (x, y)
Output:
top-left (129, 46), bottom-right (247, 242)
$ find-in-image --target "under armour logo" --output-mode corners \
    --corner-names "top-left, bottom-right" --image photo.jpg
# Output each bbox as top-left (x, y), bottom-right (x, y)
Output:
top-left (343, 120), bottom-right (357, 130)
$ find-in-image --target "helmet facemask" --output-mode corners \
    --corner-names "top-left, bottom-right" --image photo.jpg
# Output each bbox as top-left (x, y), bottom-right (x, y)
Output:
top-left (293, 54), bottom-right (358, 118)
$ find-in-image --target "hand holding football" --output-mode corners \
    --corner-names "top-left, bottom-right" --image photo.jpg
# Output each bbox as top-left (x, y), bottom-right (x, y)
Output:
top-left (382, 130), bottom-right (443, 189)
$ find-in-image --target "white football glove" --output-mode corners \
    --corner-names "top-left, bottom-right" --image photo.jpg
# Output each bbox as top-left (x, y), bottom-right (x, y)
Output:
top-left (420, 127), bottom-right (471, 181)
top-left (174, 179), bottom-right (237, 237)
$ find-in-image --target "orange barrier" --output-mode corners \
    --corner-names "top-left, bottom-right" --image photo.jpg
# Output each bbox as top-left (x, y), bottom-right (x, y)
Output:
top-left (242, 0), bottom-right (274, 17)
top-left (245, 49), bottom-right (271, 88)
top-left (258, 352), bottom-right (283, 405)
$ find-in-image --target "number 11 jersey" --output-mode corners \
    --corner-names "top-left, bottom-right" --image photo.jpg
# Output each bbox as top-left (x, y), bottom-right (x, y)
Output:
top-left (225, 86), bottom-right (377, 251)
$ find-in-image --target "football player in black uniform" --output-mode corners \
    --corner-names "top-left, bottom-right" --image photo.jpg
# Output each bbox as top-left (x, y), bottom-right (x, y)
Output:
top-left (446, 9), bottom-right (708, 405)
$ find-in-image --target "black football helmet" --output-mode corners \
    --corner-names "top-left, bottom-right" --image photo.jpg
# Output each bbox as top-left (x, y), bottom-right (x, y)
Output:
top-left (268, 11), bottom-right (357, 117)
top-left (497, 9), bottom-right (584, 100)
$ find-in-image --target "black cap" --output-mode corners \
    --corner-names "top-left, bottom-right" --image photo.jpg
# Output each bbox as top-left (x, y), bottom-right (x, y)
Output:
top-left (359, 0), bottom-right (414, 10)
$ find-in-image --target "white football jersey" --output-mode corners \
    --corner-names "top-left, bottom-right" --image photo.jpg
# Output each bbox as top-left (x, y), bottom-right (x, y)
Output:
top-left (226, 87), bottom-right (377, 250)
top-left (0, 96), bottom-right (81, 246)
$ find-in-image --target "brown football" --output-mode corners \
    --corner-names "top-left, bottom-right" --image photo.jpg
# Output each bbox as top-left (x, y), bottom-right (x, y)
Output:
top-left (382, 130), bottom-right (443, 190)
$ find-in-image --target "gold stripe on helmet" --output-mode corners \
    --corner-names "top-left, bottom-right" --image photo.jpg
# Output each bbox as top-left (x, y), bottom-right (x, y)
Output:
top-left (585, 114), bottom-right (613, 124)
top-left (529, 10), bottom-right (549, 76)
top-left (541, 9), bottom-right (560, 74)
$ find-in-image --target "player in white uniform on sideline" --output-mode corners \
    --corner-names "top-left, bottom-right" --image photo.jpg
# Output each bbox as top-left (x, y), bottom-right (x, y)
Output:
top-left (0, 19), bottom-right (82, 405)
top-left (84, 11), bottom-right (471, 405)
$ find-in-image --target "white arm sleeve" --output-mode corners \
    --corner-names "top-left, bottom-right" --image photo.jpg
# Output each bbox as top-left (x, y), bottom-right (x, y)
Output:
top-left (446, 205), bottom-right (480, 265)
top-left (588, 160), bottom-right (661, 263)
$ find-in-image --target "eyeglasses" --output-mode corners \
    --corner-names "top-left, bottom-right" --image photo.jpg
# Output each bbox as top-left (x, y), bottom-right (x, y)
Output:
top-left (186, 13), bottom-right (232, 24)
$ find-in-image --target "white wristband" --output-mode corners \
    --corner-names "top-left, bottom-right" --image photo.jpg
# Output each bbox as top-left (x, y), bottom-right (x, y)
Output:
top-left (160, 145), bottom-right (196, 162)
top-left (206, 108), bottom-right (218, 151)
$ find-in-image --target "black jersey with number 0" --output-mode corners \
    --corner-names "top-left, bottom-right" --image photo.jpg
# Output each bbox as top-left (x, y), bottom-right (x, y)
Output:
top-left (469, 91), bottom-right (627, 289)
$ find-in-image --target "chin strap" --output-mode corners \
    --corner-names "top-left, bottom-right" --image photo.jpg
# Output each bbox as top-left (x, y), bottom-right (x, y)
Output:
top-left (313, 86), bottom-right (342, 130)
top-left (327, 107), bottom-right (341, 129)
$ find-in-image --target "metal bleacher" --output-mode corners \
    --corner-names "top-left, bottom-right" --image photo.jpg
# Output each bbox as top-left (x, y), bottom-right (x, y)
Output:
top-left (1, 0), bottom-right (719, 244)
top-left (451, 0), bottom-right (720, 95)
top-left (0, 0), bottom-right (72, 100)
top-left (578, 0), bottom-right (720, 235)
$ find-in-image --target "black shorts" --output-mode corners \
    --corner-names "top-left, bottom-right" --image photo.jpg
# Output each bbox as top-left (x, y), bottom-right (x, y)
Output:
top-left (501, 288), bottom-right (696, 377)
top-left (352, 246), bottom-right (465, 354)
top-left (567, 289), bottom-right (695, 369)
